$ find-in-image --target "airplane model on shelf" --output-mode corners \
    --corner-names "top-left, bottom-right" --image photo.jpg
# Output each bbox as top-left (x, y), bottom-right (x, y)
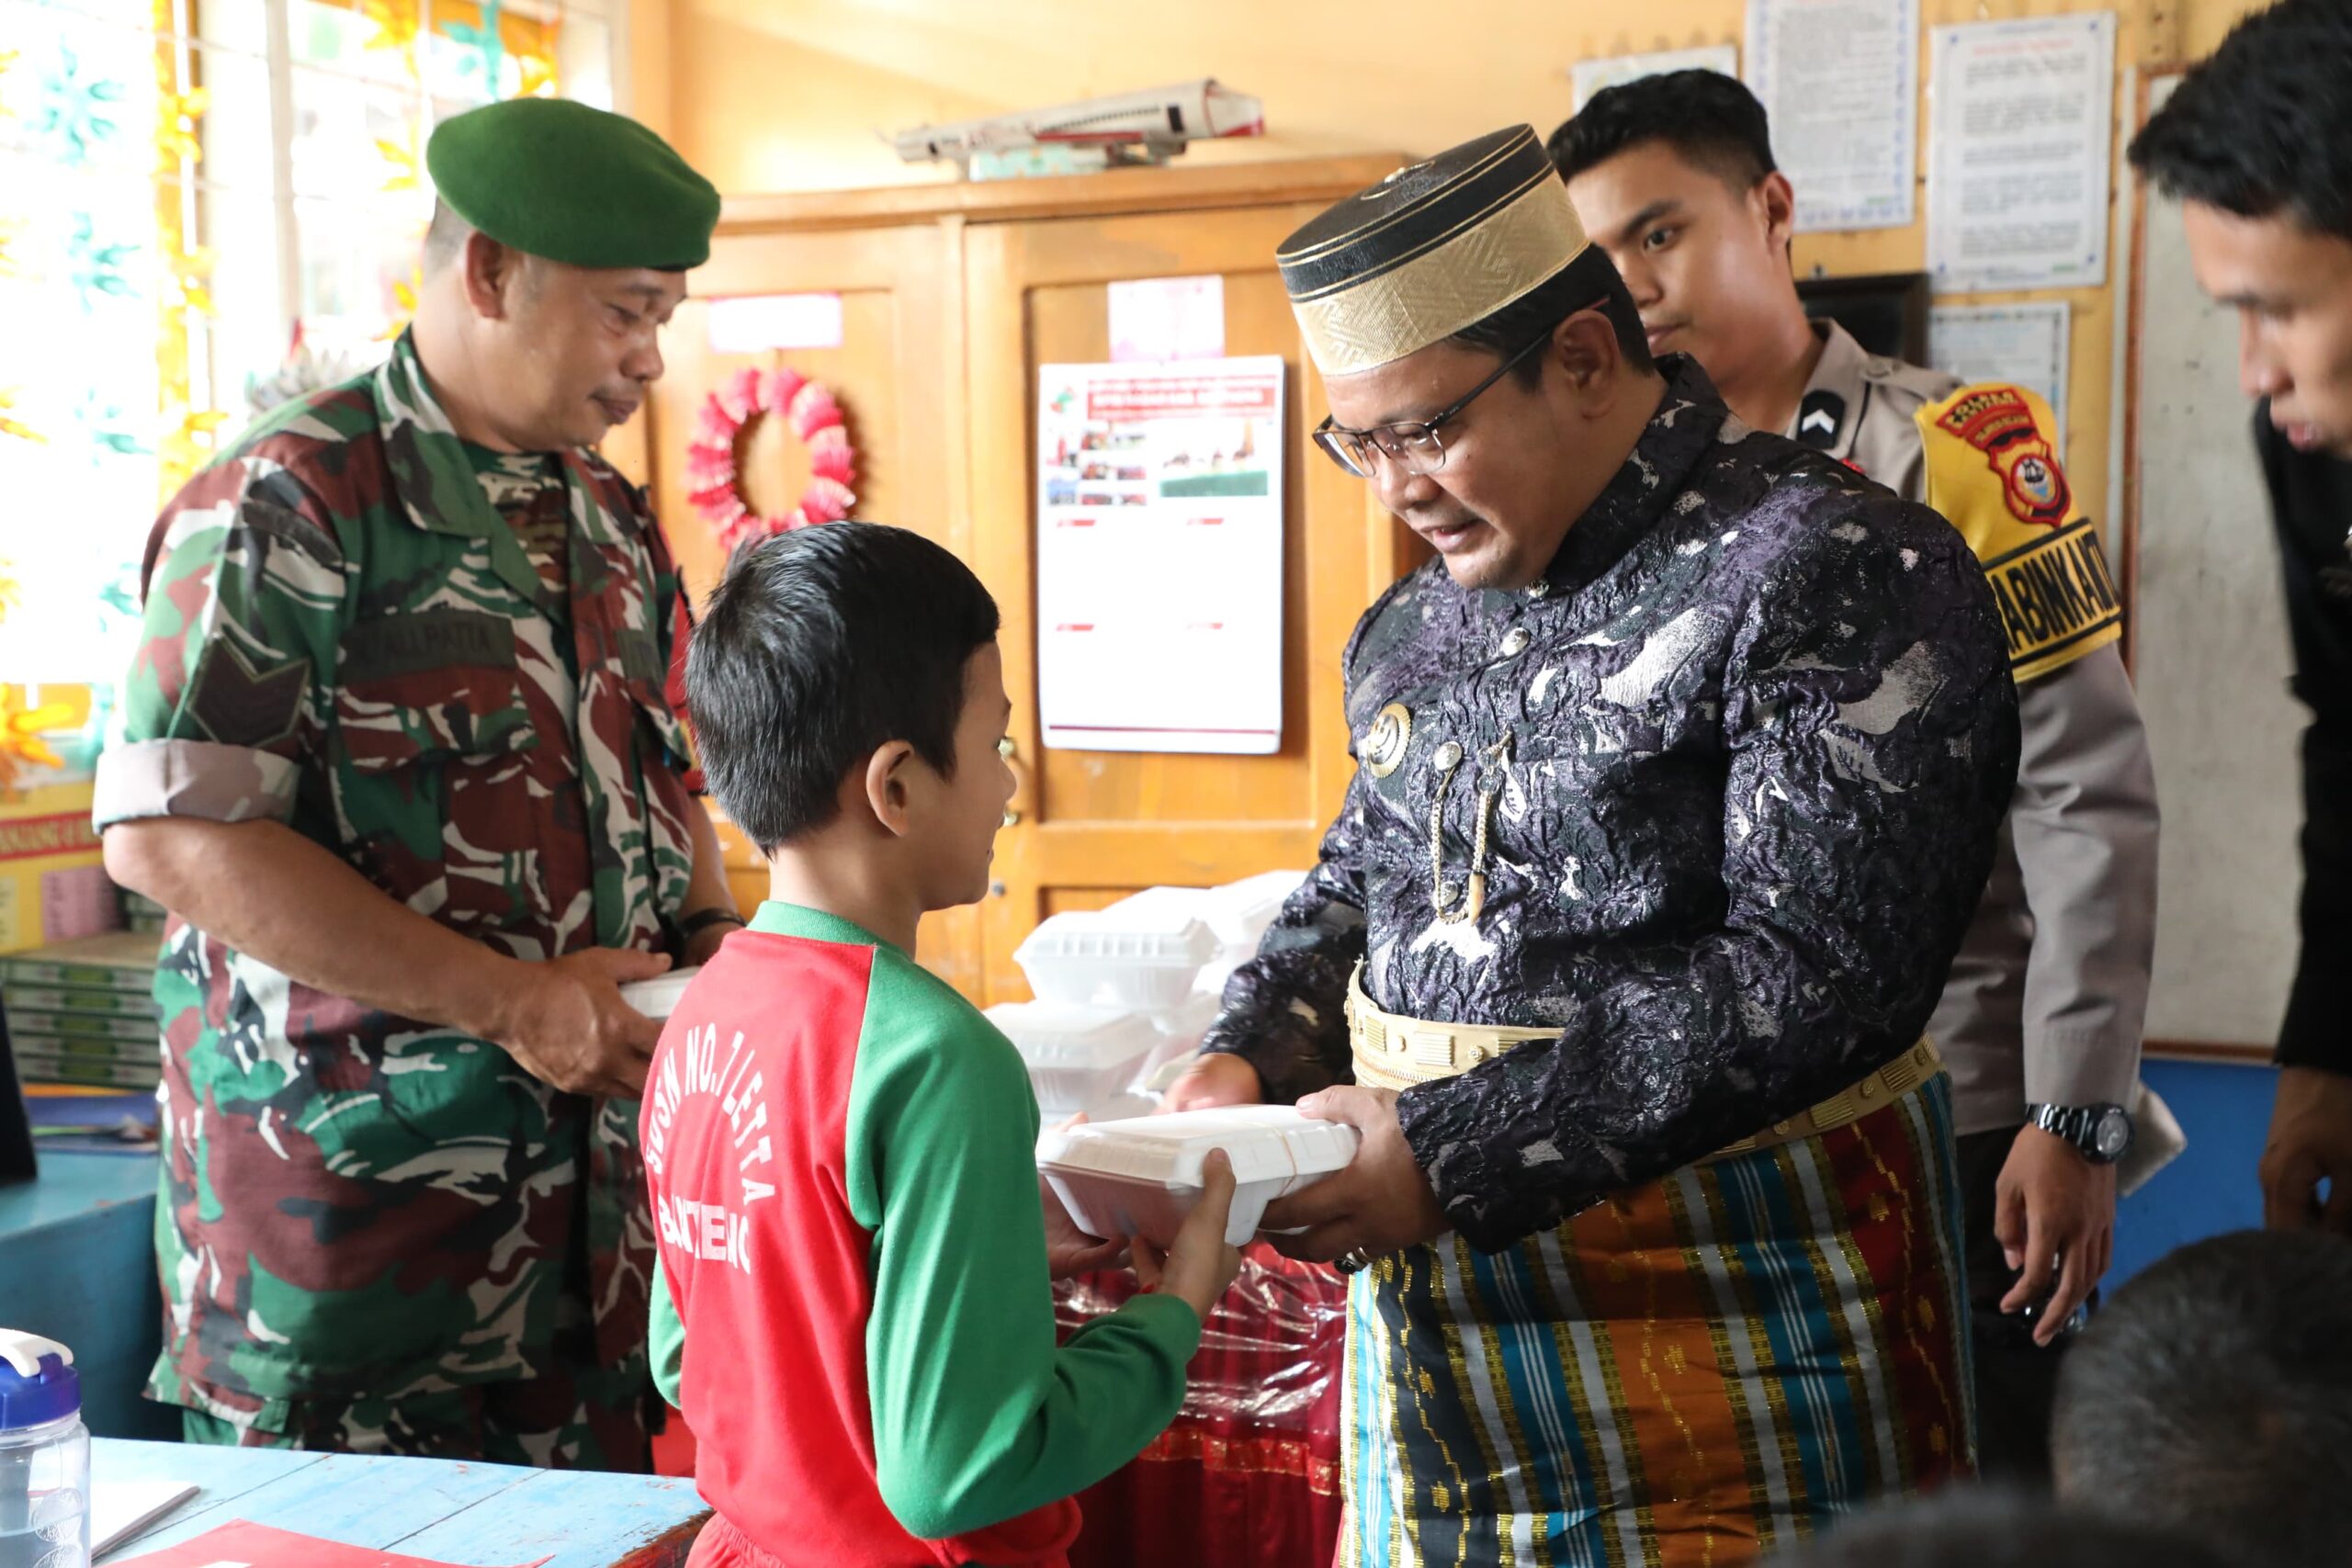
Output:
top-left (891, 79), bottom-right (1264, 175)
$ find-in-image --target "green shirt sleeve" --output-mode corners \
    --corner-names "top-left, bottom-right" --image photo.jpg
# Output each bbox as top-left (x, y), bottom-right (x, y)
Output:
top-left (848, 949), bottom-right (1201, 1542)
top-left (648, 1255), bottom-right (684, 1409)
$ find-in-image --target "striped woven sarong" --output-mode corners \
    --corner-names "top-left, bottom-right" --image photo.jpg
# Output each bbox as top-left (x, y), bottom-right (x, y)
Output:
top-left (1341, 1073), bottom-right (1973, 1567)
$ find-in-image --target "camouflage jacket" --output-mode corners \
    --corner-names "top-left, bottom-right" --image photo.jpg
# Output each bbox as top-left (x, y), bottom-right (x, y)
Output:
top-left (93, 334), bottom-right (698, 1407)
top-left (1200, 358), bottom-right (2021, 1251)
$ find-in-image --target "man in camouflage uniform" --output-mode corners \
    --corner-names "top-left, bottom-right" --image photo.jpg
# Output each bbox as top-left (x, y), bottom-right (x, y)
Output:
top-left (93, 99), bottom-right (741, 1467)
top-left (1555, 72), bottom-right (2161, 1480)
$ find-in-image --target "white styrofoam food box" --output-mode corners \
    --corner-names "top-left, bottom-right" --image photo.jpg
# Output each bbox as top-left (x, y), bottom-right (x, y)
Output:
top-left (1187, 869), bottom-right (1302, 953)
top-left (618, 966), bottom-right (702, 1020)
top-left (1014, 908), bottom-right (1218, 1010)
top-left (1036, 1104), bottom-right (1362, 1248)
top-left (987, 1001), bottom-right (1163, 1113)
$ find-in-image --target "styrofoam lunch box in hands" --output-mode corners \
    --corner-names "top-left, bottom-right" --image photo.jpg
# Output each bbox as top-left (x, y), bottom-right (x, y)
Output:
top-left (1013, 909), bottom-right (1219, 1010)
top-left (618, 966), bottom-right (702, 1020)
top-left (987, 1001), bottom-right (1164, 1115)
top-left (1035, 1105), bottom-right (1363, 1248)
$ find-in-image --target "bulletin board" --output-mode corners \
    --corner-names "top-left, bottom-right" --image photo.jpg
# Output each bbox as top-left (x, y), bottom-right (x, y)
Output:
top-left (2122, 72), bottom-right (2301, 1059)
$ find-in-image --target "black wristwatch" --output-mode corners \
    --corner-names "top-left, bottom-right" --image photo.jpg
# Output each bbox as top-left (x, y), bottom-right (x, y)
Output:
top-left (2027, 1101), bottom-right (2133, 1164)
top-left (677, 907), bottom-right (747, 942)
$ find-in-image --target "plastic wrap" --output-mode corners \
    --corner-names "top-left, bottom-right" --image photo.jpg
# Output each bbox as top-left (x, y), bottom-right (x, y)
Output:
top-left (1060, 1245), bottom-right (1349, 1568)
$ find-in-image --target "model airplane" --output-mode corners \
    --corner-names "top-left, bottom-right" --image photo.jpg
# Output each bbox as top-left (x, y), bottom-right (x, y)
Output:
top-left (892, 79), bottom-right (1264, 173)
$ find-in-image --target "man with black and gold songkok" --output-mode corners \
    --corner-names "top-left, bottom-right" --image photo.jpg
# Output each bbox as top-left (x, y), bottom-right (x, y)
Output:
top-left (1164, 127), bottom-right (2020, 1564)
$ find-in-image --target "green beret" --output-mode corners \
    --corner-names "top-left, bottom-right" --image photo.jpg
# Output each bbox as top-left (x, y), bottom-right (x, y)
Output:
top-left (426, 98), bottom-right (720, 271)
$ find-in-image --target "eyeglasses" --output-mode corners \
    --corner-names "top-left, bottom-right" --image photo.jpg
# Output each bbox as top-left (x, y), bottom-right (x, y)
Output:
top-left (1311, 327), bottom-right (1555, 479)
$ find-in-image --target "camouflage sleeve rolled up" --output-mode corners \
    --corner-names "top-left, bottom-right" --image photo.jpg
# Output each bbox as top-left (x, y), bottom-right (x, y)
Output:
top-left (94, 465), bottom-right (346, 829)
top-left (1396, 496), bottom-right (2018, 1249)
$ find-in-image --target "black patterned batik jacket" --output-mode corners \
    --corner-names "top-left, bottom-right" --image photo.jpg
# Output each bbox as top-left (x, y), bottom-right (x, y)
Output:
top-left (1201, 357), bottom-right (2020, 1252)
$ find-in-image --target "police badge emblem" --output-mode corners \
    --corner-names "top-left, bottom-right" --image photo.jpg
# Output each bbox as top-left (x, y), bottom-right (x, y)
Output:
top-left (1934, 386), bottom-right (2074, 528)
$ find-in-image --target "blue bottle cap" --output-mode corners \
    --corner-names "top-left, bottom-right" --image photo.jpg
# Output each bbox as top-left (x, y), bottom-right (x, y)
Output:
top-left (0, 1343), bottom-right (80, 1431)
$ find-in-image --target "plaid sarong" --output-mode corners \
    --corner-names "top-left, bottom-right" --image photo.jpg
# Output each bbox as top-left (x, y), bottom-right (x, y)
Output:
top-left (1341, 1074), bottom-right (1974, 1567)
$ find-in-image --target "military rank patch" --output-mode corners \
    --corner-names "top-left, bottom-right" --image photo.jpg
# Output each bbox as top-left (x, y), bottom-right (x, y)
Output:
top-left (1932, 385), bottom-right (2072, 527)
top-left (1917, 381), bottom-right (2120, 683)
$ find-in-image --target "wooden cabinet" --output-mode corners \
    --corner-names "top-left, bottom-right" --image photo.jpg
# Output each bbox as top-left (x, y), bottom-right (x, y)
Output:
top-left (645, 156), bottom-right (1419, 1003)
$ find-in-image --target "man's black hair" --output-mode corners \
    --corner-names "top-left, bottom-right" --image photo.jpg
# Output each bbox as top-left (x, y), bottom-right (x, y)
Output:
top-left (2128, 0), bottom-right (2352, 243)
top-left (685, 522), bottom-right (1001, 854)
top-left (1547, 70), bottom-right (1777, 196)
top-left (1448, 246), bottom-right (1656, 386)
top-left (1773, 1489), bottom-right (2231, 1568)
top-left (2052, 1228), bottom-right (2352, 1568)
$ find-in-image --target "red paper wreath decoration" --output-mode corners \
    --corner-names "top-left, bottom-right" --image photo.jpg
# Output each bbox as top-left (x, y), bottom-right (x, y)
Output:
top-left (685, 366), bottom-right (858, 556)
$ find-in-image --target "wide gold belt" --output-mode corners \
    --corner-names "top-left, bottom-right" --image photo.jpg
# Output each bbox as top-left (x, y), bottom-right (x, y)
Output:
top-left (1344, 967), bottom-right (1943, 1164)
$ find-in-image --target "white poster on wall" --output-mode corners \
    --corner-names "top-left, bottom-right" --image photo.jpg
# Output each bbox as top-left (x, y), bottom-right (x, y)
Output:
top-left (1926, 13), bottom-right (2116, 293)
top-left (1930, 300), bottom-right (2073, 444)
top-left (1035, 357), bottom-right (1285, 754)
top-left (1571, 44), bottom-right (1740, 110)
top-left (1746, 0), bottom-right (1919, 231)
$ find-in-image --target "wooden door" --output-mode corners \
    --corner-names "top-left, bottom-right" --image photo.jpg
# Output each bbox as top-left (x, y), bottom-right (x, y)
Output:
top-left (965, 175), bottom-right (1411, 1004)
top-left (645, 217), bottom-right (987, 992)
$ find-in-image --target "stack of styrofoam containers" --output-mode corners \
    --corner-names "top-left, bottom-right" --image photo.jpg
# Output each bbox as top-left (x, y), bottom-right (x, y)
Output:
top-left (1102, 870), bottom-right (1306, 1093)
top-left (989, 871), bottom-right (1308, 1117)
top-left (990, 905), bottom-right (1218, 1120)
top-left (1166, 868), bottom-right (1304, 1000)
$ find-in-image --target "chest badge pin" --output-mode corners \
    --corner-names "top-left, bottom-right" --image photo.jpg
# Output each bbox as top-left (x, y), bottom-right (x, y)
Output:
top-left (1362, 703), bottom-right (1413, 778)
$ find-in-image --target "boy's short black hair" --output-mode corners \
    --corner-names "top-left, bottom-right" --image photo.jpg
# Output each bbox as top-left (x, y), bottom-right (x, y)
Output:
top-left (2052, 1228), bottom-right (2352, 1568)
top-left (1449, 245), bottom-right (1656, 386)
top-left (1547, 70), bottom-right (1777, 195)
top-left (2128, 0), bottom-right (2352, 243)
top-left (686, 522), bottom-right (1001, 854)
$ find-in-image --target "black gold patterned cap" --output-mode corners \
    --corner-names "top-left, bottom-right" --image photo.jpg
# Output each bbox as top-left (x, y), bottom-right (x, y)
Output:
top-left (1277, 127), bottom-right (1590, 377)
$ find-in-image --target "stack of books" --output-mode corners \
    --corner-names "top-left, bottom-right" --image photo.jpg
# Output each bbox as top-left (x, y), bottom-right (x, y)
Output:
top-left (1, 930), bottom-right (164, 1090)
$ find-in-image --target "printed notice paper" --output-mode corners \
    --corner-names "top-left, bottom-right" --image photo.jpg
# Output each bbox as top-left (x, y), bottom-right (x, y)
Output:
top-left (1035, 358), bottom-right (1285, 754)
top-left (1747, 0), bottom-right (1919, 231)
top-left (1930, 301), bottom-right (2073, 444)
top-left (1927, 13), bottom-right (2116, 292)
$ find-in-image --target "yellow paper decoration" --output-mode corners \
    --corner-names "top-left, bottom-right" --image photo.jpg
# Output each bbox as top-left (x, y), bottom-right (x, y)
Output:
top-left (363, 0), bottom-right (425, 69)
top-left (0, 686), bottom-right (74, 793)
top-left (0, 389), bottom-right (46, 446)
top-left (153, 0), bottom-right (211, 500)
top-left (376, 135), bottom-right (422, 193)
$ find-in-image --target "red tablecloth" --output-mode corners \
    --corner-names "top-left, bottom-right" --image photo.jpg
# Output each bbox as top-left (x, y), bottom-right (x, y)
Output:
top-left (1061, 1245), bottom-right (1349, 1568)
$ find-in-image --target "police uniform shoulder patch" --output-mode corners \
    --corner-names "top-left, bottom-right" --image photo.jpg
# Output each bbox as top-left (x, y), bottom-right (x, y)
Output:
top-left (1917, 382), bottom-right (2120, 684)
top-left (1930, 384), bottom-right (2072, 526)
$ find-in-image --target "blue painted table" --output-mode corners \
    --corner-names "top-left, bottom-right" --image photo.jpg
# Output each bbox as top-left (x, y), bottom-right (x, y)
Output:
top-left (93, 1438), bottom-right (710, 1566)
top-left (0, 1151), bottom-right (175, 1438)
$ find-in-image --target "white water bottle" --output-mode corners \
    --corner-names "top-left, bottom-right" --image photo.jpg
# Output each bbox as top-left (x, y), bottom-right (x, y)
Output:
top-left (0, 1332), bottom-right (87, 1568)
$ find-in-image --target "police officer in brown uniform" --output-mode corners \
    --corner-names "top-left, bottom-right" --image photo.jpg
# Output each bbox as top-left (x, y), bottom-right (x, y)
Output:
top-left (1555, 72), bottom-right (2161, 1480)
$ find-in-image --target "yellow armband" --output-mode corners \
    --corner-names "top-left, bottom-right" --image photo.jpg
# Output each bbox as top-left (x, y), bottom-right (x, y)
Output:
top-left (1918, 383), bottom-right (2121, 682)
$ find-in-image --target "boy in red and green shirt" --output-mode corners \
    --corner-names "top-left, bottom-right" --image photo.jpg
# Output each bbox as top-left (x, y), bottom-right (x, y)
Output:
top-left (641, 524), bottom-right (1242, 1566)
